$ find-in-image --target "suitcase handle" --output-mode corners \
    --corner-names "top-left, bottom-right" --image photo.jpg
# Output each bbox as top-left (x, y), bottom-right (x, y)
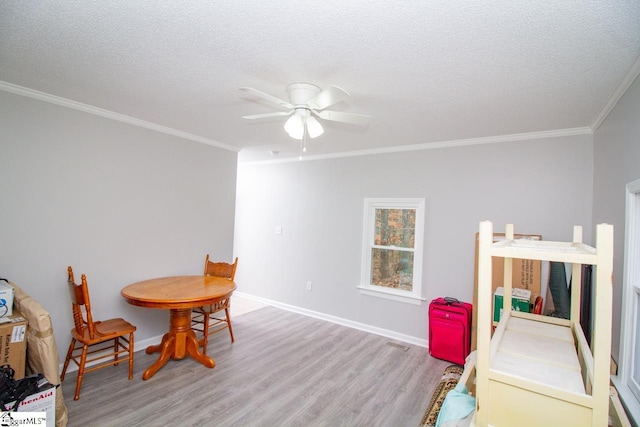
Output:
top-left (444, 297), bottom-right (460, 305)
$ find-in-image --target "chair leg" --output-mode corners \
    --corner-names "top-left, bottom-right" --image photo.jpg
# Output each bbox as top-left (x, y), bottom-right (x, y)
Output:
top-left (74, 344), bottom-right (89, 400)
top-left (61, 338), bottom-right (76, 381)
top-left (225, 307), bottom-right (235, 343)
top-left (202, 312), bottom-right (210, 355)
top-left (128, 331), bottom-right (135, 380)
top-left (113, 337), bottom-right (120, 366)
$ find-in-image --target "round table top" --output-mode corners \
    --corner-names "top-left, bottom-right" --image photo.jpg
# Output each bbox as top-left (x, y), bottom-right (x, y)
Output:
top-left (121, 275), bottom-right (236, 309)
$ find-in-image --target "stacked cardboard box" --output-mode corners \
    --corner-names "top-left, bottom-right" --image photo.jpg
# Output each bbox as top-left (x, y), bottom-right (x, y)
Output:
top-left (0, 310), bottom-right (27, 379)
top-left (4, 382), bottom-right (55, 422)
top-left (0, 282), bottom-right (14, 318)
top-left (493, 286), bottom-right (531, 322)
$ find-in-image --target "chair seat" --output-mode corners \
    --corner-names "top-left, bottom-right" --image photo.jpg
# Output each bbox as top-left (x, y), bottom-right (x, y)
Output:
top-left (194, 299), bottom-right (230, 314)
top-left (70, 318), bottom-right (136, 344)
top-left (95, 318), bottom-right (136, 335)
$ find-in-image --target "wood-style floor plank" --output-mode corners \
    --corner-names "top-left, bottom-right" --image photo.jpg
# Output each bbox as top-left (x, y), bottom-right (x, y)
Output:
top-left (61, 306), bottom-right (451, 426)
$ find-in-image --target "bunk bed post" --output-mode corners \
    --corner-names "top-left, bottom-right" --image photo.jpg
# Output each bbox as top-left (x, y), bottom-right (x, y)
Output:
top-left (591, 223), bottom-right (614, 427)
top-left (503, 224), bottom-right (514, 321)
top-left (570, 226), bottom-right (583, 326)
top-left (476, 220), bottom-right (493, 427)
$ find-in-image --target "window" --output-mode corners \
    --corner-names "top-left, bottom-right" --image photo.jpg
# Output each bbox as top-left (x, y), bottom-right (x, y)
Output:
top-left (632, 292), bottom-right (640, 397)
top-left (612, 178), bottom-right (640, 423)
top-left (359, 198), bottom-right (425, 304)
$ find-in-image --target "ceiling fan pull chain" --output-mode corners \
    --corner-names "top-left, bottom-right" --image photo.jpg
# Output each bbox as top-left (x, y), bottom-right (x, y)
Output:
top-left (302, 120), bottom-right (308, 153)
top-left (299, 123), bottom-right (309, 160)
top-left (302, 121), bottom-right (308, 153)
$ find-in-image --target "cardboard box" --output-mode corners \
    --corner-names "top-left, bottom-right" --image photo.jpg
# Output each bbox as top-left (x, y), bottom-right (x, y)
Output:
top-left (472, 232), bottom-right (542, 350)
top-left (0, 282), bottom-right (14, 317)
top-left (4, 382), bottom-right (55, 422)
top-left (0, 310), bottom-right (28, 379)
top-left (493, 286), bottom-right (531, 322)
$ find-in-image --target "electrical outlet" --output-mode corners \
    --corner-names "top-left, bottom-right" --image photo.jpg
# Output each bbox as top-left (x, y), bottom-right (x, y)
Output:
top-left (306, 281), bottom-right (312, 291)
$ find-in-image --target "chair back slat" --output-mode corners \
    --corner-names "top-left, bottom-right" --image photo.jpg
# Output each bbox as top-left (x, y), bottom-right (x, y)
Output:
top-left (67, 266), bottom-right (95, 339)
top-left (204, 254), bottom-right (238, 280)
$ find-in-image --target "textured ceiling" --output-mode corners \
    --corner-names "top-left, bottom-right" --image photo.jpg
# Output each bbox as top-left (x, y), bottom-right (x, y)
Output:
top-left (1, 1), bottom-right (639, 162)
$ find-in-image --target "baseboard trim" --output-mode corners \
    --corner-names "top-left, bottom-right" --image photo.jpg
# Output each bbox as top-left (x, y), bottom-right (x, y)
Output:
top-left (610, 376), bottom-right (639, 426)
top-left (234, 291), bottom-right (429, 348)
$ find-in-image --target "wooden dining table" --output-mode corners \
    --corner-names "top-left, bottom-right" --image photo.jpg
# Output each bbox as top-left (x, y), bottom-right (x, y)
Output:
top-left (121, 275), bottom-right (236, 380)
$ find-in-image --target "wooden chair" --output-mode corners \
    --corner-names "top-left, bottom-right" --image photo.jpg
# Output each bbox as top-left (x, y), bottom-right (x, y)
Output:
top-left (61, 266), bottom-right (136, 400)
top-left (191, 254), bottom-right (238, 354)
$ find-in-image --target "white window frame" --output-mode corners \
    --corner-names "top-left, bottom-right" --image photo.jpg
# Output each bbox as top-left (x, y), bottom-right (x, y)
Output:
top-left (358, 198), bottom-right (425, 305)
top-left (612, 178), bottom-right (640, 424)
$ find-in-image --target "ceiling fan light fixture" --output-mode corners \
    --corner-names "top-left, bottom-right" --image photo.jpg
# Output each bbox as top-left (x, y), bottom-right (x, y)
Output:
top-left (306, 116), bottom-right (324, 138)
top-left (240, 83), bottom-right (369, 145)
top-left (284, 114), bottom-right (304, 140)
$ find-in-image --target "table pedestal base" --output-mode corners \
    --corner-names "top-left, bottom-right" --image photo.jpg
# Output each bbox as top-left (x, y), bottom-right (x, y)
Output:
top-left (142, 308), bottom-right (215, 380)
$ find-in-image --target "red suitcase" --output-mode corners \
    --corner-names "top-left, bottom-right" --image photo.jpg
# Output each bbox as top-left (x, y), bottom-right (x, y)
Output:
top-left (428, 297), bottom-right (472, 365)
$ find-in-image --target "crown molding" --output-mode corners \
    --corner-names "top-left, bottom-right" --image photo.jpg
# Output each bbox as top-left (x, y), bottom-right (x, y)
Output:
top-left (591, 54), bottom-right (640, 133)
top-left (1, 79), bottom-right (604, 164)
top-left (242, 126), bottom-right (593, 165)
top-left (0, 80), bottom-right (239, 152)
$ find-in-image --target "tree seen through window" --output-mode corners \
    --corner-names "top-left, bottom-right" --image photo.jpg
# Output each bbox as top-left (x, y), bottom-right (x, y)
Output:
top-left (371, 208), bottom-right (415, 291)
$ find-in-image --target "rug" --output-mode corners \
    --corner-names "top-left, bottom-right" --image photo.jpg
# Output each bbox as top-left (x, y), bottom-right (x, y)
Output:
top-left (420, 364), bottom-right (464, 427)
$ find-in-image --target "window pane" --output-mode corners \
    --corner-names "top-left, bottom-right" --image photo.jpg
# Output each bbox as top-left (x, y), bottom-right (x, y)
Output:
top-left (632, 291), bottom-right (640, 399)
top-left (374, 208), bottom-right (415, 248)
top-left (371, 248), bottom-right (414, 291)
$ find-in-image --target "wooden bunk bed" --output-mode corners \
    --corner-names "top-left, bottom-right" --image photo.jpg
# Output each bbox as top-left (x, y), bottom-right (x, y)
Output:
top-left (474, 221), bottom-right (613, 427)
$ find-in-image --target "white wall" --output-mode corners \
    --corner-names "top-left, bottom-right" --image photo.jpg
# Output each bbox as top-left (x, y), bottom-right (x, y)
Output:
top-left (4, 78), bottom-right (629, 366)
top-left (593, 74), bottom-right (640, 363)
top-left (0, 91), bottom-right (238, 361)
top-left (235, 135), bottom-right (594, 343)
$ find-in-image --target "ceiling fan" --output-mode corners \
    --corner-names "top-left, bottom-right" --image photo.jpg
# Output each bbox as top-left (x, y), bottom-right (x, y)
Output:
top-left (239, 83), bottom-right (369, 140)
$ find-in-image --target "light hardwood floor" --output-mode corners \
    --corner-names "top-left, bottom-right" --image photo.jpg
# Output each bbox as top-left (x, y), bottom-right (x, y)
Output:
top-left (61, 304), bottom-right (450, 427)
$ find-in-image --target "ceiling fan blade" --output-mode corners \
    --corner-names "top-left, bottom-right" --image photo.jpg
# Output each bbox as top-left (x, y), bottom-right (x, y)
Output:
top-left (242, 111), bottom-right (293, 120)
top-left (307, 85), bottom-right (350, 110)
top-left (239, 87), bottom-right (293, 110)
top-left (314, 110), bottom-right (370, 126)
